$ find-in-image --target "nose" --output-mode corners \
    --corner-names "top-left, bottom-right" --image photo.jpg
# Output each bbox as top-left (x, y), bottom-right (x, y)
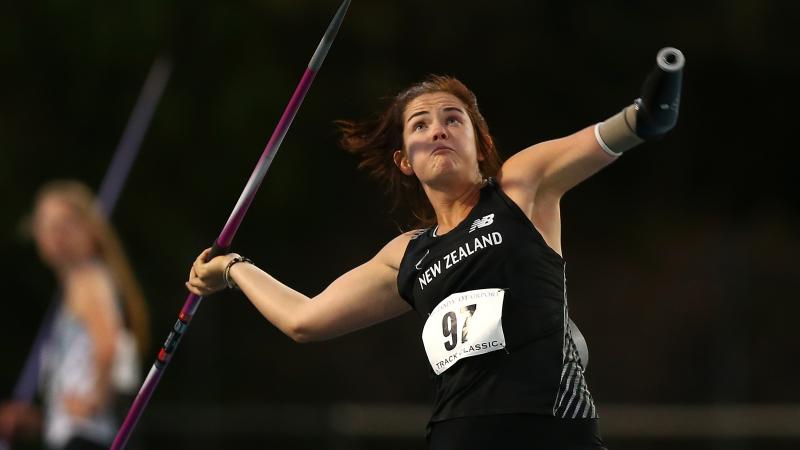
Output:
top-left (431, 122), bottom-right (448, 141)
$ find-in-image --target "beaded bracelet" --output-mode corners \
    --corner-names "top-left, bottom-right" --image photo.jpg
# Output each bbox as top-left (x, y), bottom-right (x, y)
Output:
top-left (224, 256), bottom-right (253, 290)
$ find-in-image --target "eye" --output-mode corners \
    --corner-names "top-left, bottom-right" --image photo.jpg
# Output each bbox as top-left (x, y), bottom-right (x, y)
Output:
top-left (413, 121), bottom-right (427, 132)
top-left (446, 116), bottom-right (462, 126)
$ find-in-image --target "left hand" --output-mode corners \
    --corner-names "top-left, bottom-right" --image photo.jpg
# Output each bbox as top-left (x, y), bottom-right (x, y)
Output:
top-left (0, 401), bottom-right (41, 440)
top-left (186, 247), bottom-right (239, 296)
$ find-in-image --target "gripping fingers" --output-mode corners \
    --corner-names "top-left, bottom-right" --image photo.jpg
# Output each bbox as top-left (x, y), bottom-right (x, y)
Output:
top-left (186, 276), bottom-right (210, 296)
top-left (192, 247), bottom-right (216, 280)
top-left (186, 247), bottom-right (215, 295)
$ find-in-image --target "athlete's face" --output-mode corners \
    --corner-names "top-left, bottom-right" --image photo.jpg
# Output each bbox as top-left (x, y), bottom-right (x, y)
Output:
top-left (33, 195), bottom-right (95, 269)
top-left (395, 92), bottom-right (483, 186)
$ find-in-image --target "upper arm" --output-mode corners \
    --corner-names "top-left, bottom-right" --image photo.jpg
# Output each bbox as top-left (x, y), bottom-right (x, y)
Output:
top-left (70, 267), bottom-right (120, 361)
top-left (498, 125), bottom-right (616, 202)
top-left (296, 232), bottom-right (414, 341)
top-left (496, 126), bottom-right (617, 256)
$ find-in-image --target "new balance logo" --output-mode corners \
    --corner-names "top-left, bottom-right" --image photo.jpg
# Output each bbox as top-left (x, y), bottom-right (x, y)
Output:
top-left (469, 214), bottom-right (494, 233)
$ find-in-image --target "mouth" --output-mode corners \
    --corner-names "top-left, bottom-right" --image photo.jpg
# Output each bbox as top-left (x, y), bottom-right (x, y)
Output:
top-left (432, 145), bottom-right (454, 155)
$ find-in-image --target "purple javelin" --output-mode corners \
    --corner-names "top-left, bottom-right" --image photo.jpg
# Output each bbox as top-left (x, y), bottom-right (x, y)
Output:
top-left (97, 56), bottom-right (173, 216)
top-left (110, 1), bottom-right (351, 448)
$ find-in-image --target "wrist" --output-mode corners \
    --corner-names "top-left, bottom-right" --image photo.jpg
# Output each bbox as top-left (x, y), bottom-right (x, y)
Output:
top-left (224, 255), bottom-right (253, 290)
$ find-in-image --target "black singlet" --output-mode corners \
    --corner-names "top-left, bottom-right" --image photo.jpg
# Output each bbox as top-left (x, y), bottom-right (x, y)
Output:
top-left (428, 414), bottom-right (606, 450)
top-left (397, 178), bottom-right (597, 423)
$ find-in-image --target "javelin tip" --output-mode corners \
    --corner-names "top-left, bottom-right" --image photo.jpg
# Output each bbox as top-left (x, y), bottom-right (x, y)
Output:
top-left (308, 0), bottom-right (352, 71)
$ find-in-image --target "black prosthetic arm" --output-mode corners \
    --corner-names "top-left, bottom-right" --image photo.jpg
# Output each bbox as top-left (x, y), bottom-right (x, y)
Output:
top-left (597, 47), bottom-right (685, 154)
top-left (634, 47), bottom-right (685, 140)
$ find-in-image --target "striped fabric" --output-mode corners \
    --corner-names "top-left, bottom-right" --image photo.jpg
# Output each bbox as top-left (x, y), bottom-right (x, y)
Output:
top-left (553, 268), bottom-right (598, 419)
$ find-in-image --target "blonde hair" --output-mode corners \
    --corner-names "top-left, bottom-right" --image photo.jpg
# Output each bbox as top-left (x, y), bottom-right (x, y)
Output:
top-left (35, 180), bottom-right (150, 358)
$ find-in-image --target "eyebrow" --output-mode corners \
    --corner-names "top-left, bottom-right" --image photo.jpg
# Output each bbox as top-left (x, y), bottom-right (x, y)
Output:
top-left (406, 106), bottom-right (465, 124)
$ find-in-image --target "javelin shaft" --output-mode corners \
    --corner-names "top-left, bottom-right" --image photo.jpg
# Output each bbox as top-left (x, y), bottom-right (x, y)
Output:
top-left (97, 56), bottom-right (172, 216)
top-left (216, 0), bottom-right (348, 248)
top-left (215, 67), bottom-right (316, 248)
top-left (111, 1), bottom-right (351, 448)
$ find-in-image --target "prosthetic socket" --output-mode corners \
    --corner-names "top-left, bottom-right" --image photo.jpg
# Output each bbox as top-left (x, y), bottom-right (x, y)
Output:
top-left (598, 47), bottom-right (685, 155)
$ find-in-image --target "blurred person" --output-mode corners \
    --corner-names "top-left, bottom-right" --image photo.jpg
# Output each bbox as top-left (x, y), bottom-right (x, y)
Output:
top-left (188, 50), bottom-right (682, 449)
top-left (0, 180), bottom-right (149, 450)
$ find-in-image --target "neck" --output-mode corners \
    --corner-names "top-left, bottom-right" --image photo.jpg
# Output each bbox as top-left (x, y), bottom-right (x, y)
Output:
top-left (423, 175), bottom-right (484, 234)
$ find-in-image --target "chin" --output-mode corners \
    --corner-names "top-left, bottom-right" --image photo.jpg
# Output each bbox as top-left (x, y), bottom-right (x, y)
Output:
top-left (426, 167), bottom-right (470, 187)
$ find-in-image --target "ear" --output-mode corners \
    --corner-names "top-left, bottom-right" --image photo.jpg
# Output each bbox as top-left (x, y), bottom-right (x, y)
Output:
top-left (393, 149), bottom-right (414, 176)
top-left (476, 140), bottom-right (486, 162)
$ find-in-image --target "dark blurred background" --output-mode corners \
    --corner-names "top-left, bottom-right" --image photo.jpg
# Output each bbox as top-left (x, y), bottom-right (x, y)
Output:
top-left (2, 1), bottom-right (798, 449)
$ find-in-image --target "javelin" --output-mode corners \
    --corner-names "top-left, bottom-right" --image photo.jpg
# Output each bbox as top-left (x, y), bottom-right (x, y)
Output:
top-left (0, 55), bottom-right (171, 450)
top-left (96, 56), bottom-right (173, 215)
top-left (110, 1), bottom-right (352, 448)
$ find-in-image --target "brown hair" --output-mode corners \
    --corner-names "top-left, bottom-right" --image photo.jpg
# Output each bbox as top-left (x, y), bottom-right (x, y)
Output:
top-left (34, 180), bottom-right (150, 359)
top-left (337, 75), bottom-right (502, 227)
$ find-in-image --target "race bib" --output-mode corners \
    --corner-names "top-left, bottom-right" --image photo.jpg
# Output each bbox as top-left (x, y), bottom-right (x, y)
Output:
top-left (422, 288), bottom-right (506, 375)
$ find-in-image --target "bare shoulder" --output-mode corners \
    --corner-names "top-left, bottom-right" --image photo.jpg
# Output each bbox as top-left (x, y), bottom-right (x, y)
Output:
top-left (73, 263), bottom-right (114, 294)
top-left (69, 263), bottom-right (116, 317)
top-left (497, 136), bottom-right (575, 210)
top-left (498, 142), bottom-right (551, 189)
top-left (374, 229), bottom-right (427, 270)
